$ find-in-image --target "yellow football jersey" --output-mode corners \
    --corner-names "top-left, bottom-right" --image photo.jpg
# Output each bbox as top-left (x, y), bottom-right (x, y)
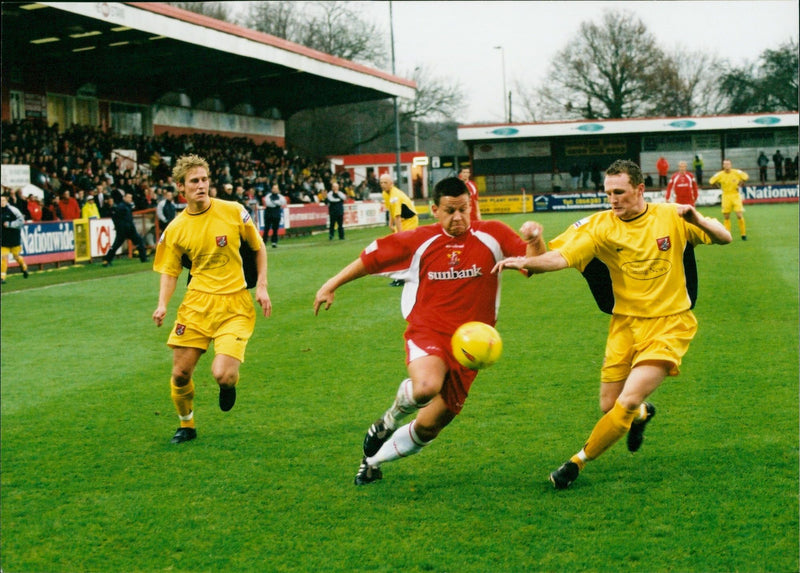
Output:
top-left (709, 169), bottom-right (748, 195)
top-left (549, 203), bottom-right (713, 317)
top-left (154, 199), bottom-right (263, 294)
top-left (383, 186), bottom-right (418, 231)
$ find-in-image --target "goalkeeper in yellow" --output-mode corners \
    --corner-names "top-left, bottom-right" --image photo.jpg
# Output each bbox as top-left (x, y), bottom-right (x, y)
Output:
top-left (709, 158), bottom-right (749, 240)
top-left (152, 154), bottom-right (272, 444)
top-left (493, 159), bottom-right (731, 489)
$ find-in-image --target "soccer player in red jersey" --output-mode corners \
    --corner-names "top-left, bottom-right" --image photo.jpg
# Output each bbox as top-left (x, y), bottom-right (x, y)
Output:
top-left (458, 166), bottom-right (482, 223)
top-left (314, 177), bottom-right (544, 484)
top-left (665, 160), bottom-right (699, 206)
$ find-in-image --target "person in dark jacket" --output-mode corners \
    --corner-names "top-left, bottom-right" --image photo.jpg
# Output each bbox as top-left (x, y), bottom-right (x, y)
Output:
top-left (262, 183), bottom-right (286, 248)
top-left (326, 180), bottom-right (347, 240)
top-left (103, 192), bottom-right (148, 266)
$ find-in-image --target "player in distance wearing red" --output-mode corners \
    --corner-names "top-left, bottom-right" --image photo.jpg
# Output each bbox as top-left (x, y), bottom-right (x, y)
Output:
top-left (665, 161), bottom-right (699, 206)
top-left (314, 177), bottom-right (544, 484)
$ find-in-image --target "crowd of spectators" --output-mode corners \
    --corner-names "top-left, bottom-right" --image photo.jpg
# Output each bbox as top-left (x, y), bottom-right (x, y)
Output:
top-left (1, 118), bottom-right (368, 224)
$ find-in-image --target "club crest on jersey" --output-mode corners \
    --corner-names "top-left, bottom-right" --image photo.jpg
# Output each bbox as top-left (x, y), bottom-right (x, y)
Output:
top-left (216, 235), bottom-right (228, 247)
top-left (656, 236), bottom-right (671, 251)
top-left (175, 323), bottom-right (186, 336)
top-left (447, 249), bottom-right (462, 267)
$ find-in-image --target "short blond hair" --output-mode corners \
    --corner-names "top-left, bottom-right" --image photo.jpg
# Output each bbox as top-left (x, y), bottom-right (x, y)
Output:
top-left (172, 154), bottom-right (209, 184)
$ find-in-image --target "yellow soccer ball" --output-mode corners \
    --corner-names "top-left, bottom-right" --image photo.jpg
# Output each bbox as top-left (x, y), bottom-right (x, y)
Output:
top-left (451, 321), bottom-right (503, 370)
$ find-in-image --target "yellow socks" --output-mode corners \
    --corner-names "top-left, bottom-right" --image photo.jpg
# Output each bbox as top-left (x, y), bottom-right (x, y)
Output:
top-left (579, 400), bottom-right (638, 463)
top-left (171, 378), bottom-right (195, 428)
top-left (724, 219), bottom-right (732, 231)
top-left (739, 218), bottom-right (746, 238)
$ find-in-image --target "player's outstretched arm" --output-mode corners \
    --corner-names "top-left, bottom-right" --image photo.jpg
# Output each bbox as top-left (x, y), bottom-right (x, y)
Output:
top-left (676, 204), bottom-right (732, 244)
top-left (153, 273), bottom-right (178, 327)
top-left (314, 258), bottom-right (369, 315)
top-left (255, 244), bottom-right (272, 318)
top-left (492, 250), bottom-right (569, 275)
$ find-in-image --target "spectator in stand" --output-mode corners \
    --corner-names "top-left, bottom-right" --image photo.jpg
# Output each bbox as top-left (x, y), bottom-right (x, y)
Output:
top-left (656, 156), bottom-right (669, 187)
top-left (27, 194), bottom-right (43, 222)
top-left (58, 189), bottom-right (81, 220)
top-left (100, 195), bottom-right (115, 218)
top-left (757, 151), bottom-right (769, 184)
top-left (81, 191), bottom-right (100, 219)
top-left (220, 183), bottom-right (235, 201)
top-left (784, 155), bottom-right (793, 181)
top-left (9, 188), bottom-right (31, 220)
top-left (263, 183), bottom-right (287, 248)
top-left (233, 185), bottom-right (249, 208)
top-left (356, 180), bottom-right (369, 200)
top-left (103, 192), bottom-right (148, 266)
top-left (156, 189), bottom-right (177, 230)
top-left (591, 163), bottom-right (603, 191)
top-left (42, 196), bottom-right (62, 221)
top-left (551, 167), bottom-right (564, 193)
top-left (773, 150), bottom-right (784, 181)
top-left (569, 163), bottom-right (581, 190)
top-left (244, 186), bottom-right (259, 218)
top-left (94, 180), bottom-right (109, 207)
top-left (138, 186), bottom-right (159, 210)
top-left (665, 161), bottom-right (699, 206)
top-left (1, 194), bottom-right (30, 284)
top-left (458, 166), bottom-right (482, 222)
top-left (644, 173), bottom-right (654, 188)
top-left (693, 154), bottom-right (704, 185)
top-left (326, 180), bottom-right (347, 241)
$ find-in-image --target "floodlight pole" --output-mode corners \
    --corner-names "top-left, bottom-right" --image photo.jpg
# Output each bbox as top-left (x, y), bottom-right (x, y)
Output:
top-left (390, 1), bottom-right (402, 186)
top-left (494, 45), bottom-right (508, 123)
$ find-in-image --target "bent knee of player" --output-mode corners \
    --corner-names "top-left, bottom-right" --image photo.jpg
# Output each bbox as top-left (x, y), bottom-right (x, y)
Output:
top-left (600, 380), bottom-right (625, 413)
top-left (211, 357), bottom-right (241, 387)
top-left (411, 377), bottom-right (443, 405)
top-left (171, 366), bottom-right (193, 386)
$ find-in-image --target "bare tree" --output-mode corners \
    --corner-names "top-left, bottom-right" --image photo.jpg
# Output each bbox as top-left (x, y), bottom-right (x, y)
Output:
top-left (242, 0), bottom-right (301, 40)
top-left (241, 1), bottom-right (386, 67)
top-left (523, 10), bottom-right (670, 120)
top-left (298, 1), bottom-right (386, 67)
top-left (165, 2), bottom-right (233, 22)
top-left (643, 49), bottom-right (728, 117)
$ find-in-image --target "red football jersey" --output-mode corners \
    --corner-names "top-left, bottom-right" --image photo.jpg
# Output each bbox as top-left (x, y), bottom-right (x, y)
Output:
top-left (465, 180), bottom-right (480, 223)
top-left (360, 220), bottom-right (528, 335)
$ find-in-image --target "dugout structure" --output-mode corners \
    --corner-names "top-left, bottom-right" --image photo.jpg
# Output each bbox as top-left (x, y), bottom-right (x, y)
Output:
top-left (458, 113), bottom-right (799, 195)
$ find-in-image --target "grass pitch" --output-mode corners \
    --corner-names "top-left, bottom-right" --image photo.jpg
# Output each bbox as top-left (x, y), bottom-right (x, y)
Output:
top-left (1, 204), bottom-right (797, 572)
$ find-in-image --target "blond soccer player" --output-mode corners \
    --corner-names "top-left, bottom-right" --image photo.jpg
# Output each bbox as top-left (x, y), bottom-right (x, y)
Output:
top-left (152, 154), bottom-right (271, 444)
top-left (494, 159), bottom-right (731, 489)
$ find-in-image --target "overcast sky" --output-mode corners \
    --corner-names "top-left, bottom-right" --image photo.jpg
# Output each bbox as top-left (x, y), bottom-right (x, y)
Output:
top-left (357, 0), bottom-right (799, 124)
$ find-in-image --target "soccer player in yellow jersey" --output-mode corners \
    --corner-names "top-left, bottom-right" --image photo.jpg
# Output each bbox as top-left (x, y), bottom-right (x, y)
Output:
top-left (152, 154), bottom-right (272, 444)
top-left (379, 173), bottom-right (419, 233)
top-left (493, 159), bottom-right (731, 489)
top-left (379, 173), bottom-right (419, 286)
top-left (709, 158), bottom-right (749, 240)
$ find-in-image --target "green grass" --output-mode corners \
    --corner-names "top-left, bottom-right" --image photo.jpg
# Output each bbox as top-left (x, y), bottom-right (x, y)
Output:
top-left (2, 204), bottom-right (798, 573)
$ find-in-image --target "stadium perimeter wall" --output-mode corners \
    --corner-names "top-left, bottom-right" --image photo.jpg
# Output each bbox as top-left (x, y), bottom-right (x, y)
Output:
top-left (5, 201), bottom-right (388, 269)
